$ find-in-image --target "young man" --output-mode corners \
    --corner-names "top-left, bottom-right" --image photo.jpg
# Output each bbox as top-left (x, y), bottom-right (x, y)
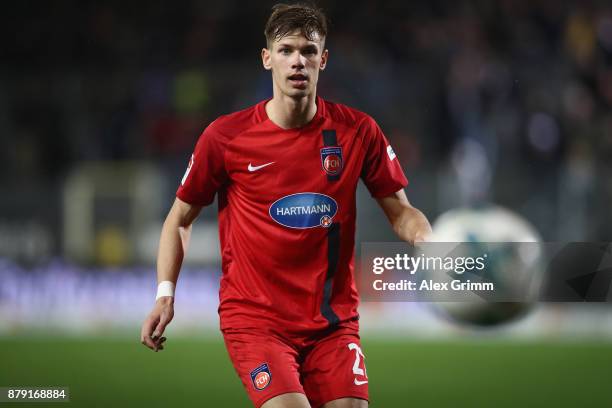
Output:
top-left (141, 3), bottom-right (431, 408)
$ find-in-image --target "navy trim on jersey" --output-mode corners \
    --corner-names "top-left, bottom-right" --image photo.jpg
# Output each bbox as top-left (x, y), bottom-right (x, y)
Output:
top-left (321, 222), bottom-right (341, 326)
top-left (323, 129), bottom-right (337, 146)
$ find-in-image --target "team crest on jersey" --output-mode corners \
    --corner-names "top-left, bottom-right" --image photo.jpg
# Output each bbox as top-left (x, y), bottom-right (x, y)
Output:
top-left (250, 363), bottom-right (272, 391)
top-left (320, 147), bottom-right (343, 176)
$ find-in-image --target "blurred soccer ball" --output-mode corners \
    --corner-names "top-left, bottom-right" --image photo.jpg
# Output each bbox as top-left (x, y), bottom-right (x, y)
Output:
top-left (429, 205), bottom-right (543, 327)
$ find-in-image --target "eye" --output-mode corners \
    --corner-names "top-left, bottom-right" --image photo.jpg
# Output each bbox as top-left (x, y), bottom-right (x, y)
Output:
top-left (302, 47), bottom-right (318, 56)
top-left (280, 48), bottom-right (291, 55)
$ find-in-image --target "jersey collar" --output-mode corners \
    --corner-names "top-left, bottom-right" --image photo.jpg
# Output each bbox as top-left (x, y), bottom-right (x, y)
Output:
top-left (256, 96), bottom-right (326, 131)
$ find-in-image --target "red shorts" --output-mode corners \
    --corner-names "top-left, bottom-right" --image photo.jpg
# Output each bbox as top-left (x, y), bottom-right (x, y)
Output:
top-left (222, 326), bottom-right (369, 408)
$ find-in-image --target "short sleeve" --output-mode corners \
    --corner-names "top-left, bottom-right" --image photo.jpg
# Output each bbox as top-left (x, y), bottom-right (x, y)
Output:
top-left (176, 122), bottom-right (228, 206)
top-left (360, 116), bottom-right (408, 198)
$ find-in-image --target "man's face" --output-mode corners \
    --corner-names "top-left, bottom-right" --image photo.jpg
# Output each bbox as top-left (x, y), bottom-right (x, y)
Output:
top-left (262, 31), bottom-right (328, 99)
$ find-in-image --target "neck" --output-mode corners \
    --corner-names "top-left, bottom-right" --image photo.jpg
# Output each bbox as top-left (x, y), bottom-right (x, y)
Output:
top-left (265, 92), bottom-right (317, 129)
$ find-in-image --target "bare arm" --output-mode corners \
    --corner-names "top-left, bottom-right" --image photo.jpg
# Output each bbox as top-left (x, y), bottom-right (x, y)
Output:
top-left (376, 189), bottom-right (432, 245)
top-left (140, 197), bottom-right (203, 351)
top-left (156, 197), bottom-right (202, 285)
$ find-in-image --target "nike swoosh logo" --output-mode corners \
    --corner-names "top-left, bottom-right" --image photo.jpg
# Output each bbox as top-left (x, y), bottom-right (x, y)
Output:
top-left (248, 162), bottom-right (275, 172)
top-left (354, 379), bottom-right (368, 386)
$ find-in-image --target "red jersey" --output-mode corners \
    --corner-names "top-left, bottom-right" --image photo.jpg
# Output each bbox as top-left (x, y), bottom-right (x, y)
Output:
top-left (176, 97), bottom-right (408, 334)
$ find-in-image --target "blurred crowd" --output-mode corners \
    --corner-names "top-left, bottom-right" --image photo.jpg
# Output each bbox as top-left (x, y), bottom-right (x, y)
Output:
top-left (2, 0), bottom-right (612, 259)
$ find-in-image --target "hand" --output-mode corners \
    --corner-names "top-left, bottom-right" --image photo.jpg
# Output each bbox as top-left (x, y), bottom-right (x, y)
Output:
top-left (376, 190), bottom-right (432, 247)
top-left (412, 219), bottom-right (433, 245)
top-left (405, 208), bottom-right (433, 246)
top-left (140, 297), bottom-right (174, 352)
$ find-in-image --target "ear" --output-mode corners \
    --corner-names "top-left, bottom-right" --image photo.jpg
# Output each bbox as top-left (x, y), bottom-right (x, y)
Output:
top-left (319, 49), bottom-right (329, 71)
top-left (262, 48), bottom-right (272, 71)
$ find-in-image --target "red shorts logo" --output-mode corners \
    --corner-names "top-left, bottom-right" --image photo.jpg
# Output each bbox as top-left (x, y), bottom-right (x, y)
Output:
top-left (250, 363), bottom-right (272, 391)
top-left (323, 154), bottom-right (342, 175)
top-left (254, 372), bottom-right (270, 390)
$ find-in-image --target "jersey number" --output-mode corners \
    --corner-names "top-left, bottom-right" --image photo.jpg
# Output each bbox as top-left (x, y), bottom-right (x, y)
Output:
top-left (348, 342), bottom-right (368, 379)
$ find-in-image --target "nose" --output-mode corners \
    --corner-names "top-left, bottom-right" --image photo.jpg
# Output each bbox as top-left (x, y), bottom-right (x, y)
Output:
top-left (291, 52), bottom-right (306, 69)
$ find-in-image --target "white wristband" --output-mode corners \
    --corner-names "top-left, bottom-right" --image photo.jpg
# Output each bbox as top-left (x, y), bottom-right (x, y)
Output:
top-left (156, 281), bottom-right (175, 300)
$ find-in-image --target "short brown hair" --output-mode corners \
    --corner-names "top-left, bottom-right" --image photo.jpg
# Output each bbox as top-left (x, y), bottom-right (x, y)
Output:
top-left (264, 3), bottom-right (328, 46)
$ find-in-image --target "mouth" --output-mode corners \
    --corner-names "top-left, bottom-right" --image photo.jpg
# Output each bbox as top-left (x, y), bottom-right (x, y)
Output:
top-left (288, 73), bottom-right (308, 81)
top-left (287, 73), bottom-right (308, 89)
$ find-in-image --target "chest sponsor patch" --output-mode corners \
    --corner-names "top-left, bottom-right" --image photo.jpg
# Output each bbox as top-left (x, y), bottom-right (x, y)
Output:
top-left (250, 363), bottom-right (272, 391)
top-left (321, 146), bottom-right (343, 176)
top-left (269, 193), bottom-right (338, 229)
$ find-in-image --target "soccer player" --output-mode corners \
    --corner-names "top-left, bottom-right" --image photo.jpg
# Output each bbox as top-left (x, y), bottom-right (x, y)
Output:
top-left (141, 3), bottom-right (432, 407)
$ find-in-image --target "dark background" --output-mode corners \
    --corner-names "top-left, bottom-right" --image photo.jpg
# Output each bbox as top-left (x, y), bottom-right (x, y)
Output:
top-left (2, 0), bottom-right (612, 265)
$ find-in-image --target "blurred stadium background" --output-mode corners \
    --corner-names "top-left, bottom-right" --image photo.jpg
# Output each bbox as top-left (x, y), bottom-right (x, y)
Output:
top-left (1, 1), bottom-right (612, 406)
